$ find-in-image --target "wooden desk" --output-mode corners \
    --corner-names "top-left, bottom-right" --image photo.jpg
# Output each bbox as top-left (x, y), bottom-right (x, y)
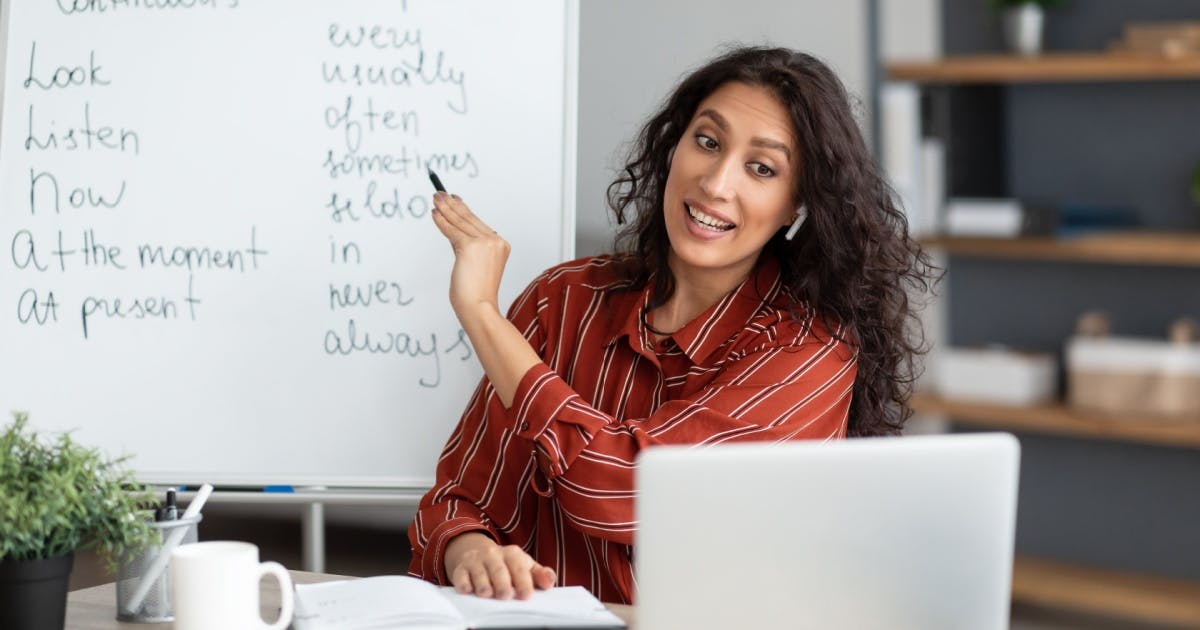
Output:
top-left (66, 571), bottom-right (635, 628)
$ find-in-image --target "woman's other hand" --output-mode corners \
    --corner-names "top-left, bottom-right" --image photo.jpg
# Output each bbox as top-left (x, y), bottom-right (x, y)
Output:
top-left (444, 532), bottom-right (557, 600)
top-left (430, 192), bottom-right (510, 319)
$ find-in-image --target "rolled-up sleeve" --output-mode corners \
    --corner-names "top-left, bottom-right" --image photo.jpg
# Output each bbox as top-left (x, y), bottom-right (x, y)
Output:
top-left (408, 275), bottom-right (548, 584)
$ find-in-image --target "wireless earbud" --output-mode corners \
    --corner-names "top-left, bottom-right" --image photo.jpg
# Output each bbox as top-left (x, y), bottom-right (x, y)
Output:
top-left (784, 205), bottom-right (807, 240)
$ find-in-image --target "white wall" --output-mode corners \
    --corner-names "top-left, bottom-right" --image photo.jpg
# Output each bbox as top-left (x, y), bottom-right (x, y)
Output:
top-left (879, 0), bottom-right (941, 61)
top-left (574, 0), bottom-right (871, 256)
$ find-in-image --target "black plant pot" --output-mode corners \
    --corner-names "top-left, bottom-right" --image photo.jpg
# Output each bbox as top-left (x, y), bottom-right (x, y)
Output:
top-left (0, 553), bottom-right (75, 630)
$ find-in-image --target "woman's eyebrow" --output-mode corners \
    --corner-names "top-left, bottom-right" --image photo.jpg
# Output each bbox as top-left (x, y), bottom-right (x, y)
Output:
top-left (752, 137), bottom-right (792, 162)
top-left (696, 108), bottom-right (792, 162)
top-left (696, 108), bottom-right (730, 130)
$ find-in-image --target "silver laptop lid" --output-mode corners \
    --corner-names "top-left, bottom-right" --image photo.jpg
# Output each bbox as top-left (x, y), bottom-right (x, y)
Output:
top-left (635, 433), bottom-right (1020, 630)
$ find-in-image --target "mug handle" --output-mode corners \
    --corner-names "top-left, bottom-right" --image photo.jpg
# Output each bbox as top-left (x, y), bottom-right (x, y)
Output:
top-left (257, 561), bottom-right (294, 630)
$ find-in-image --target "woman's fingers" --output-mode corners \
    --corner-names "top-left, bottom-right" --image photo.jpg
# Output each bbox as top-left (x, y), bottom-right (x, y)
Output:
top-left (532, 563), bottom-right (557, 591)
top-left (445, 194), bottom-right (498, 235)
top-left (429, 200), bottom-right (459, 240)
top-left (498, 546), bottom-right (538, 600)
top-left (486, 554), bottom-right (516, 600)
top-left (509, 570), bottom-right (534, 600)
top-left (433, 192), bottom-right (487, 238)
top-left (434, 192), bottom-right (500, 237)
top-left (450, 564), bottom-right (474, 595)
top-left (468, 562), bottom-right (494, 598)
top-left (447, 544), bottom-right (550, 600)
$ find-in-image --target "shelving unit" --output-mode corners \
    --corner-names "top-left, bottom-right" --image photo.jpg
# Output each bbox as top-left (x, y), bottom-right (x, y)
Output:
top-left (1013, 556), bottom-right (1200, 627)
top-left (920, 233), bottom-right (1200, 267)
top-left (911, 395), bottom-right (1200, 450)
top-left (888, 52), bottom-right (1200, 84)
top-left (913, 390), bottom-right (1200, 623)
top-left (890, 50), bottom-right (1200, 627)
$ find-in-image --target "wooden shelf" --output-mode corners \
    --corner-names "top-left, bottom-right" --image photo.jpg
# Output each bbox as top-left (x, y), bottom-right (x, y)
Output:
top-left (920, 233), bottom-right (1200, 267)
top-left (911, 395), bottom-right (1200, 449)
top-left (888, 52), bottom-right (1200, 84)
top-left (1013, 556), bottom-right (1200, 627)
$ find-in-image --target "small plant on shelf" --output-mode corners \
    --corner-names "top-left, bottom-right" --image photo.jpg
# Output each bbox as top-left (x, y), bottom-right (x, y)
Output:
top-left (988, 0), bottom-right (1065, 56)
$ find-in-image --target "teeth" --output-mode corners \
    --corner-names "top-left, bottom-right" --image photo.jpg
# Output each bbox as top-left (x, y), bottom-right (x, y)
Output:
top-left (686, 204), bottom-right (734, 231)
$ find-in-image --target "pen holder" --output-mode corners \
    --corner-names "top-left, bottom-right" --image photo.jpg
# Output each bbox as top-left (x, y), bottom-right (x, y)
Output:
top-left (115, 513), bottom-right (203, 622)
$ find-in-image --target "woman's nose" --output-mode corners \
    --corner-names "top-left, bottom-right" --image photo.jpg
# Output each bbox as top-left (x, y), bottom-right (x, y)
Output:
top-left (698, 156), bottom-right (737, 202)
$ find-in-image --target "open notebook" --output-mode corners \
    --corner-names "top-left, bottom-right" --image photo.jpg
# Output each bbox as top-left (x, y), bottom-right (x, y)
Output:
top-left (292, 575), bottom-right (626, 629)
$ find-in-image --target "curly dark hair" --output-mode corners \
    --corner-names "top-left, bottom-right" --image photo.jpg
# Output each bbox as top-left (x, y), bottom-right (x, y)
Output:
top-left (606, 46), bottom-right (937, 437)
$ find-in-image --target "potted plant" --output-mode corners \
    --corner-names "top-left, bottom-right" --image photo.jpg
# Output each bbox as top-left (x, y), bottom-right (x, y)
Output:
top-left (989, 0), bottom-right (1065, 56)
top-left (0, 412), bottom-right (156, 630)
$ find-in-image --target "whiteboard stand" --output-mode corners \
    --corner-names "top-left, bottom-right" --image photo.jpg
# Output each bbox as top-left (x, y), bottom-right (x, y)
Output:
top-left (175, 488), bottom-right (427, 573)
top-left (301, 488), bottom-right (326, 574)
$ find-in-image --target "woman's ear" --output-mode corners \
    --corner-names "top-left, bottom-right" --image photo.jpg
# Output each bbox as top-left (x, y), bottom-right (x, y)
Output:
top-left (784, 205), bottom-right (808, 240)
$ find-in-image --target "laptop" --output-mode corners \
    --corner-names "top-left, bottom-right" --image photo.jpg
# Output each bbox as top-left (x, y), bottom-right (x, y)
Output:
top-left (634, 433), bottom-right (1020, 630)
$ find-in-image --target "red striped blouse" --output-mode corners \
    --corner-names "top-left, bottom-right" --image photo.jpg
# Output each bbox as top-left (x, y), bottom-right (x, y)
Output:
top-left (408, 255), bottom-right (857, 604)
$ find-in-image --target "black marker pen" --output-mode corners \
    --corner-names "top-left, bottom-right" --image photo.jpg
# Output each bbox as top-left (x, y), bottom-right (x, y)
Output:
top-left (428, 169), bottom-right (447, 193)
top-left (162, 488), bottom-right (179, 521)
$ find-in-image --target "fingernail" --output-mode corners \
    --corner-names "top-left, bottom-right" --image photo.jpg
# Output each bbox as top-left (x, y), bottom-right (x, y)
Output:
top-left (478, 587), bottom-right (490, 597)
top-left (451, 193), bottom-right (461, 200)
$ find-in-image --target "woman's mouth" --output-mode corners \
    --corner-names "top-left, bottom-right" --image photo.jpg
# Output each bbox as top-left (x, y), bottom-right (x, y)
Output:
top-left (685, 203), bottom-right (735, 233)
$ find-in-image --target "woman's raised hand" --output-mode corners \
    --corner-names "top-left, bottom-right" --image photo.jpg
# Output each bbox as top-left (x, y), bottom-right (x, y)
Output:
top-left (430, 192), bottom-right (511, 319)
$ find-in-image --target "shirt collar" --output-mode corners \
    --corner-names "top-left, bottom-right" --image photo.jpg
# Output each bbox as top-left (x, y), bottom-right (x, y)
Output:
top-left (604, 283), bottom-right (652, 354)
top-left (604, 257), bottom-right (784, 365)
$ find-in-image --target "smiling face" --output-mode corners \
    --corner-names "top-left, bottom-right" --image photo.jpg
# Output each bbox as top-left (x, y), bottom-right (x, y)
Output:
top-left (662, 81), bottom-right (800, 286)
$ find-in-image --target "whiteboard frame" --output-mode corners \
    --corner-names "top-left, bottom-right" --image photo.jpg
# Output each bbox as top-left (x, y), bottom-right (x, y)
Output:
top-left (0, 1), bottom-right (10, 125)
top-left (0, 0), bottom-right (580, 491)
top-left (560, 0), bottom-right (579, 264)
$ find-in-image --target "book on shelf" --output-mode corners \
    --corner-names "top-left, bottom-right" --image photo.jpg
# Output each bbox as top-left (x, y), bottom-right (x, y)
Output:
top-left (943, 198), bottom-right (1024, 237)
top-left (292, 575), bottom-right (627, 630)
top-left (879, 82), bottom-right (945, 238)
top-left (1055, 203), bottom-right (1139, 238)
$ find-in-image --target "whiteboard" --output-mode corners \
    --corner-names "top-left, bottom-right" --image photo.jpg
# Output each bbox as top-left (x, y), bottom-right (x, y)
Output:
top-left (0, 0), bottom-right (577, 488)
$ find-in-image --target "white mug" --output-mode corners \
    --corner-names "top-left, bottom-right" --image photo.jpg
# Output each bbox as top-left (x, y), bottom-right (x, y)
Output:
top-left (170, 541), bottom-right (294, 630)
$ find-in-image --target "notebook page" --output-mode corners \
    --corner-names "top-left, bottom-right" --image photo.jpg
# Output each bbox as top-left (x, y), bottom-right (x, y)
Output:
top-left (294, 576), bottom-right (465, 630)
top-left (439, 586), bottom-right (626, 628)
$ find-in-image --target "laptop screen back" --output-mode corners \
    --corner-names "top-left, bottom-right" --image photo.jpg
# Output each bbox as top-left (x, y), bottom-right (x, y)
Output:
top-left (634, 433), bottom-right (1020, 630)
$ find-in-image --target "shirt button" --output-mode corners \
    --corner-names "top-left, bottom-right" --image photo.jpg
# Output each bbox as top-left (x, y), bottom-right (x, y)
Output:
top-left (521, 421), bottom-right (530, 431)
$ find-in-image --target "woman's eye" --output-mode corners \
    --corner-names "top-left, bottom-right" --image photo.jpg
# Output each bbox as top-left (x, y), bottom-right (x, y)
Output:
top-left (751, 163), bottom-right (775, 177)
top-left (694, 134), bottom-right (719, 151)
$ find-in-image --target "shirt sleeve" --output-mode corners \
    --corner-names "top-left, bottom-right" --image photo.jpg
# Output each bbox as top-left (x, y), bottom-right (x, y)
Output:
top-left (408, 275), bottom-right (547, 584)
top-left (508, 328), bottom-right (857, 546)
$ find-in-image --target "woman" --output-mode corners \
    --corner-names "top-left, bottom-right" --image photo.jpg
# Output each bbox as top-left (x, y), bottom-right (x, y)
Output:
top-left (408, 46), bottom-right (934, 604)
